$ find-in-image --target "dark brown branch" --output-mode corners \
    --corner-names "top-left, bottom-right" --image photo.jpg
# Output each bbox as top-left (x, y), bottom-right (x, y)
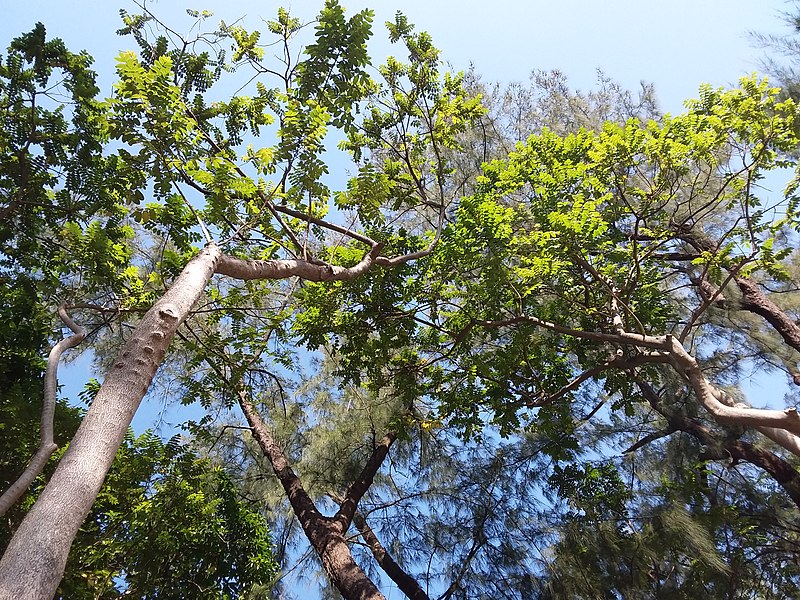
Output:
top-left (636, 380), bottom-right (800, 509)
top-left (350, 510), bottom-right (430, 600)
top-left (237, 390), bottom-right (325, 527)
top-left (238, 390), bottom-right (387, 599)
top-left (736, 277), bottom-right (800, 355)
top-left (334, 431), bottom-right (398, 532)
top-left (673, 225), bottom-right (800, 355)
top-left (623, 427), bottom-right (676, 454)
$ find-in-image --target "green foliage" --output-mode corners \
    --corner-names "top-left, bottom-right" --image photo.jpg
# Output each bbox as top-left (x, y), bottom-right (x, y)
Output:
top-left (64, 433), bottom-right (277, 599)
top-left (0, 23), bottom-right (136, 299)
top-left (402, 75), bottom-right (799, 433)
top-left (1, 411), bottom-right (278, 598)
top-left (6, 5), bottom-right (800, 599)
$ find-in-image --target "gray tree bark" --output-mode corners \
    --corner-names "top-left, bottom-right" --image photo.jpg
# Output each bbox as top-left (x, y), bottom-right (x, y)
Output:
top-left (0, 241), bottom-right (385, 599)
top-left (0, 243), bottom-right (222, 600)
top-left (0, 306), bottom-right (85, 517)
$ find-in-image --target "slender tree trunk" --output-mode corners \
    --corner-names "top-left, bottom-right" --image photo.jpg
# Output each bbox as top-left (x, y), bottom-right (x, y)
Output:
top-left (0, 306), bottom-right (85, 517)
top-left (351, 511), bottom-right (430, 600)
top-left (0, 243), bottom-right (221, 600)
top-left (239, 395), bottom-right (387, 600)
top-left (0, 241), bottom-right (383, 598)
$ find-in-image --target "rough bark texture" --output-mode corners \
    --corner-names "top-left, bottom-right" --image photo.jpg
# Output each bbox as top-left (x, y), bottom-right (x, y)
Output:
top-left (352, 511), bottom-right (430, 600)
top-left (675, 225), bottom-right (800, 357)
top-left (0, 244), bottom-right (221, 600)
top-left (239, 394), bottom-right (387, 600)
top-left (736, 276), bottom-right (800, 354)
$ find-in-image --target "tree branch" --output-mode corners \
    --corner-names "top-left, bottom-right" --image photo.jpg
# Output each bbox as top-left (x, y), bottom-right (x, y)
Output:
top-left (335, 502), bottom-right (430, 600)
top-left (334, 431), bottom-right (397, 532)
top-left (216, 242), bottom-right (384, 282)
top-left (668, 338), bottom-right (800, 443)
top-left (471, 312), bottom-right (800, 454)
top-left (623, 427), bottom-right (676, 454)
top-left (635, 380), bottom-right (800, 509)
top-left (736, 276), bottom-right (800, 356)
top-left (0, 305), bottom-right (86, 517)
top-left (237, 389), bottom-right (325, 527)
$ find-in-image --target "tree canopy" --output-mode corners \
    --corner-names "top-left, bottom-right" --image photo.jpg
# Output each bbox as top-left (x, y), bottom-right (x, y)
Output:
top-left (2, 2), bottom-right (800, 599)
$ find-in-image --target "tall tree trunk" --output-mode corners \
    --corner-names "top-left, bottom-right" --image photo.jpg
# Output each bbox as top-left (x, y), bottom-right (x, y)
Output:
top-left (0, 243), bottom-right (221, 600)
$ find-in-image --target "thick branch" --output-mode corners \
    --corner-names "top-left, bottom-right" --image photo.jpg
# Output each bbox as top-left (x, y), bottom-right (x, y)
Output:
top-left (669, 338), bottom-right (800, 442)
top-left (0, 306), bottom-right (86, 517)
top-left (216, 243), bottom-right (384, 282)
top-left (473, 312), bottom-right (800, 454)
top-left (636, 381), bottom-right (800, 508)
top-left (736, 277), bottom-right (800, 354)
top-left (237, 391), bottom-right (325, 528)
top-left (238, 391), bottom-right (387, 600)
top-left (350, 510), bottom-right (430, 600)
top-left (674, 225), bottom-right (800, 355)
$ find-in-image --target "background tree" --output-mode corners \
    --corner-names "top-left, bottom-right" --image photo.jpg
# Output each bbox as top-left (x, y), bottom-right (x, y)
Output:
top-left (2, 403), bottom-right (277, 599)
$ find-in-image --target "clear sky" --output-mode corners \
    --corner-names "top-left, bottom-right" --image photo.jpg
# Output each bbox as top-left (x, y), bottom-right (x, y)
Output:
top-left (2, 0), bottom-right (793, 430)
top-left (1, 0), bottom-right (792, 113)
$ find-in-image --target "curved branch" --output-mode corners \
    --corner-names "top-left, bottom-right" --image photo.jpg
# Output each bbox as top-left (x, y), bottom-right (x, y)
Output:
top-left (472, 313), bottom-right (800, 454)
top-left (669, 338), bottom-right (800, 443)
top-left (216, 242), bottom-right (384, 282)
top-left (736, 276), bottom-right (800, 355)
top-left (0, 305), bottom-right (86, 517)
top-left (635, 380), bottom-right (800, 508)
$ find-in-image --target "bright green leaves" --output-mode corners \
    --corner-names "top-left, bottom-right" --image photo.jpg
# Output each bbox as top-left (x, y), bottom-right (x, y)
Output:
top-left (297, 0), bottom-right (376, 128)
top-left (111, 52), bottom-right (197, 150)
top-left (226, 24), bottom-right (264, 62)
top-left (411, 76), bottom-right (800, 438)
top-left (339, 14), bottom-right (485, 221)
top-left (59, 432), bottom-right (278, 598)
top-left (276, 97), bottom-right (332, 201)
top-left (265, 8), bottom-right (302, 38)
top-left (0, 24), bottom-right (127, 296)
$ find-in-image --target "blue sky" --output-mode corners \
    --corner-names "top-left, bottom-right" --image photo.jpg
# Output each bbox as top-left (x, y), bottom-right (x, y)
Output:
top-left (1, 0), bottom-right (791, 113)
top-left (2, 1), bottom-right (793, 430)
